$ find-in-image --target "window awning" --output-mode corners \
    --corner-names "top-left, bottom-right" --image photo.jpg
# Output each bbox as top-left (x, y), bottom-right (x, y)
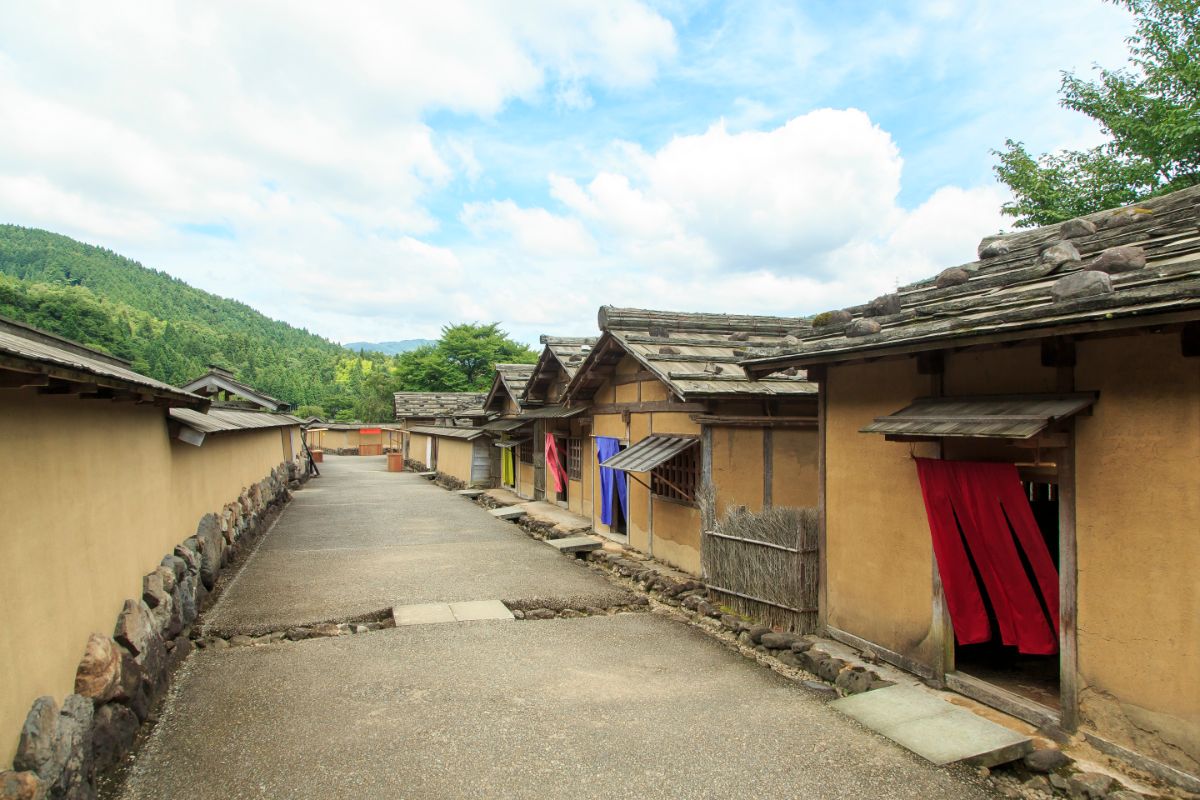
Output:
top-left (494, 438), bottom-right (529, 449)
top-left (862, 393), bottom-right (1097, 440)
top-left (600, 435), bottom-right (698, 472)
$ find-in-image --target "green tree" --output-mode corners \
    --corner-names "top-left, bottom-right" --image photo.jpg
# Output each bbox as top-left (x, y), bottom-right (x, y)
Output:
top-left (437, 323), bottom-right (537, 389)
top-left (995, 0), bottom-right (1199, 227)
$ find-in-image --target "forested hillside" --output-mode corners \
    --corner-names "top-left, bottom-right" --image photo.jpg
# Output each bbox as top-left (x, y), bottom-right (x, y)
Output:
top-left (0, 225), bottom-right (536, 421)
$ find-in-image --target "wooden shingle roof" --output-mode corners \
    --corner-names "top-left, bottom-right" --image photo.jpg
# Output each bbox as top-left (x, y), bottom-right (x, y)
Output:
top-left (393, 392), bottom-right (486, 419)
top-left (484, 363), bottom-right (537, 411)
top-left (565, 307), bottom-right (817, 403)
top-left (523, 335), bottom-right (598, 403)
top-left (743, 185), bottom-right (1200, 374)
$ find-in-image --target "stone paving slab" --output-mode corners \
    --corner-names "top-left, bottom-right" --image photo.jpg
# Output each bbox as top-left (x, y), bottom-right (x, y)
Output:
top-left (393, 603), bottom-right (456, 626)
top-left (449, 599), bottom-right (514, 622)
top-left (456, 489), bottom-right (484, 498)
top-left (489, 506), bottom-right (526, 519)
top-left (832, 684), bottom-right (1032, 767)
top-left (120, 615), bottom-right (1000, 800)
top-left (545, 535), bottom-right (602, 553)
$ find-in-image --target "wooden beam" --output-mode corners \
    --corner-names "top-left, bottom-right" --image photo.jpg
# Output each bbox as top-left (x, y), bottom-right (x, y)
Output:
top-left (689, 414), bottom-right (817, 428)
top-left (38, 381), bottom-right (98, 396)
top-left (0, 370), bottom-right (50, 389)
top-left (1041, 337), bottom-right (1076, 368)
top-left (591, 400), bottom-right (707, 414)
top-left (916, 351), bottom-right (944, 375)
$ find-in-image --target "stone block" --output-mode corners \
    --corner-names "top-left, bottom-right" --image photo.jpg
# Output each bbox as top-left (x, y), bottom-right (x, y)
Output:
top-left (1052, 271), bottom-right (1112, 302)
top-left (845, 319), bottom-right (881, 337)
top-left (74, 635), bottom-right (122, 704)
top-left (1067, 772), bottom-right (1116, 799)
top-left (865, 293), bottom-right (902, 317)
top-left (1089, 244), bottom-right (1147, 273)
top-left (746, 625), bottom-right (772, 644)
top-left (978, 236), bottom-right (1010, 258)
top-left (12, 698), bottom-right (60, 781)
top-left (1040, 241), bottom-right (1081, 267)
top-left (760, 632), bottom-right (799, 650)
top-left (1023, 748), bottom-right (1071, 773)
top-left (1060, 218), bottom-right (1097, 238)
top-left (113, 601), bottom-right (156, 658)
top-left (0, 771), bottom-right (46, 800)
top-left (936, 267), bottom-right (970, 288)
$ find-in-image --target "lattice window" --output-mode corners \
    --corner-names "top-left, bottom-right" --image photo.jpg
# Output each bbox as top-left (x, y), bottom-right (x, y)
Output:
top-left (652, 445), bottom-right (699, 503)
top-left (519, 438), bottom-right (534, 464)
top-left (566, 437), bottom-right (582, 480)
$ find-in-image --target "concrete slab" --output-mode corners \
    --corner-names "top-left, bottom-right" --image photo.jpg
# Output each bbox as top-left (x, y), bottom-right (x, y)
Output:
top-left (483, 487), bottom-right (524, 506)
top-left (120, 615), bottom-right (999, 800)
top-left (456, 489), bottom-right (484, 498)
top-left (833, 685), bottom-right (1032, 767)
top-left (393, 603), bottom-right (455, 626)
top-left (449, 600), bottom-right (514, 622)
top-left (488, 506), bottom-right (526, 520)
top-left (545, 535), bottom-right (602, 553)
top-left (417, 471), bottom-right (436, 478)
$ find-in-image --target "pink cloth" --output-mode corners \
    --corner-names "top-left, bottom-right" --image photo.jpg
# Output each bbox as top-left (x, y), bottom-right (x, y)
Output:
top-left (545, 434), bottom-right (569, 493)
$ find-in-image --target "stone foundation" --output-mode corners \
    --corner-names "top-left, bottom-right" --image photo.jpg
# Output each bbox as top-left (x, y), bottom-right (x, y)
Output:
top-left (0, 462), bottom-right (303, 800)
top-left (433, 473), bottom-right (466, 491)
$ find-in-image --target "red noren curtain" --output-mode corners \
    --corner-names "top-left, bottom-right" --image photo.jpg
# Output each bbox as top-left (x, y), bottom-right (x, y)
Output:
top-left (915, 458), bottom-right (1059, 655)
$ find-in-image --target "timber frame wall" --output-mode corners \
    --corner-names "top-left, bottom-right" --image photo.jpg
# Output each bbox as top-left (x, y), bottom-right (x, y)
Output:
top-left (809, 330), bottom-right (1199, 785)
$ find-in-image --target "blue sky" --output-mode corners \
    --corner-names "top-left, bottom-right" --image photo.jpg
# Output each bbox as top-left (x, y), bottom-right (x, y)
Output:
top-left (0, 1), bottom-right (1135, 345)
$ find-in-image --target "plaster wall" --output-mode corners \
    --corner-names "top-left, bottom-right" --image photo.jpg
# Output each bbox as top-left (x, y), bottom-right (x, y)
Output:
top-left (712, 427), bottom-right (765, 516)
top-left (408, 433), bottom-right (432, 468)
top-left (435, 438), bottom-right (475, 484)
top-left (1074, 333), bottom-right (1200, 774)
top-left (772, 428), bottom-right (820, 508)
top-left (0, 392), bottom-right (293, 765)
top-left (824, 359), bottom-right (940, 666)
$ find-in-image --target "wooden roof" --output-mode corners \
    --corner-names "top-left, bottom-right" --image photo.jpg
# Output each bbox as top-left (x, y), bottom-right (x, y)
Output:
top-left (564, 307), bottom-right (817, 403)
top-left (743, 185), bottom-right (1200, 374)
top-left (393, 392), bottom-right (486, 418)
top-left (484, 363), bottom-right (536, 411)
top-left (0, 315), bottom-right (207, 409)
top-left (522, 336), bottom-right (598, 403)
top-left (181, 368), bottom-right (288, 412)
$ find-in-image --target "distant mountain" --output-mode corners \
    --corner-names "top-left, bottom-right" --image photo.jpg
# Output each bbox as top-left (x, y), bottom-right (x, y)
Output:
top-left (343, 339), bottom-right (435, 355)
top-left (0, 224), bottom-right (351, 408)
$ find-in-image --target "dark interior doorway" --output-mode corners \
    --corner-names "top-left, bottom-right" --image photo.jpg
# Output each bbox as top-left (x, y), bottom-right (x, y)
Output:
top-left (954, 476), bottom-right (1060, 709)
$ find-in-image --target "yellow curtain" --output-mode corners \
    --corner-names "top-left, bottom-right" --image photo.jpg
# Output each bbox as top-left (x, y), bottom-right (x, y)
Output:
top-left (502, 446), bottom-right (514, 485)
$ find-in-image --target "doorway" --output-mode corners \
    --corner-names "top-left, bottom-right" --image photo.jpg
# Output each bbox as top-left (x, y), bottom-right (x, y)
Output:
top-left (931, 447), bottom-right (1062, 714)
top-left (554, 435), bottom-right (569, 506)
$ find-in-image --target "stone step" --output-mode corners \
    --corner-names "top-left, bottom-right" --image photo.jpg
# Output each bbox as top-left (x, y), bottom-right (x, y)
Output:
top-left (545, 536), bottom-right (603, 553)
top-left (392, 600), bottom-right (514, 626)
top-left (456, 489), bottom-right (485, 498)
top-left (831, 684), bottom-right (1033, 768)
top-left (489, 506), bottom-right (526, 520)
top-left (417, 471), bottom-right (436, 478)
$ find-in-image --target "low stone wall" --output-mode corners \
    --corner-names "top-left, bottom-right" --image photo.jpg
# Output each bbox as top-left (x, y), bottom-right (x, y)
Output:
top-left (433, 473), bottom-right (466, 491)
top-left (405, 459), bottom-right (429, 472)
top-left (323, 447), bottom-right (360, 456)
top-left (0, 463), bottom-right (301, 800)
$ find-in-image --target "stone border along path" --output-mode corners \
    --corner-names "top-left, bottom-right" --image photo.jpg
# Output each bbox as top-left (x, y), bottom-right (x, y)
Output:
top-left (459, 488), bottom-right (1178, 800)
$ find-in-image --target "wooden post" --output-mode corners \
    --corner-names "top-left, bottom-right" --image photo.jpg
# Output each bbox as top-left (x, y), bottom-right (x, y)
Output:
top-left (816, 375), bottom-right (828, 632)
top-left (1057, 356), bottom-right (1079, 731)
top-left (701, 425), bottom-right (714, 535)
top-left (928, 362), bottom-right (953, 686)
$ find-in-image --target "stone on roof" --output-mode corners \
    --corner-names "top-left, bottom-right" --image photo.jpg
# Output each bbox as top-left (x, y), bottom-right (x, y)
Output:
top-left (742, 184), bottom-right (1200, 373)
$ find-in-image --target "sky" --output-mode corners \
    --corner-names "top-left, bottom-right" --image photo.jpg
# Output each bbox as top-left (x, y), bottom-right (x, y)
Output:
top-left (0, 1), bottom-right (1137, 346)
